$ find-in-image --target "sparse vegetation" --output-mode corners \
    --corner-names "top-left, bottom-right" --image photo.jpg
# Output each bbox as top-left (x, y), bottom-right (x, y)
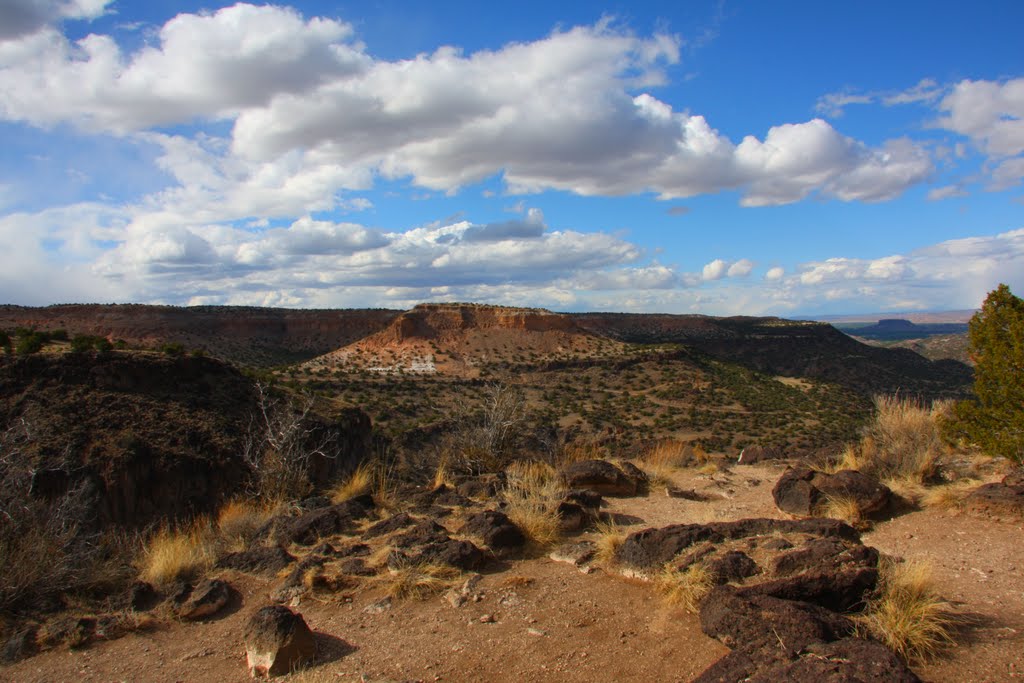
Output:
top-left (502, 461), bottom-right (564, 548)
top-left (840, 394), bottom-right (948, 483)
top-left (655, 563), bottom-right (712, 612)
top-left (593, 520), bottom-right (626, 566)
top-left (138, 522), bottom-right (216, 586)
top-left (376, 560), bottom-right (461, 600)
top-left (216, 498), bottom-right (280, 551)
top-left (331, 461), bottom-right (375, 503)
top-left (859, 559), bottom-right (957, 661)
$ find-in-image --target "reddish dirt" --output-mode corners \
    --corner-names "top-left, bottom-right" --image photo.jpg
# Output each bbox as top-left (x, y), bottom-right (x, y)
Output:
top-left (4, 461), bottom-right (1023, 682)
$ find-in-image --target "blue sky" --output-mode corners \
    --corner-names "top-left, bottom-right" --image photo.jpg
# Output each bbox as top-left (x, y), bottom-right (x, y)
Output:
top-left (0, 1), bottom-right (1022, 315)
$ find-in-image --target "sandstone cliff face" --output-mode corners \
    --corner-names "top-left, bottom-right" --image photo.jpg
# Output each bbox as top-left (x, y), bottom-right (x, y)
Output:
top-left (385, 304), bottom-right (580, 343)
top-left (0, 352), bottom-right (373, 526)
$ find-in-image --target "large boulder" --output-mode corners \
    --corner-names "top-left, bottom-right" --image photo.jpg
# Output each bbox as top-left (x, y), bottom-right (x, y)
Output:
top-left (243, 606), bottom-right (317, 678)
top-left (559, 460), bottom-right (646, 496)
top-left (961, 469), bottom-right (1024, 521)
top-left (773, 467), bottom-right (891, 518)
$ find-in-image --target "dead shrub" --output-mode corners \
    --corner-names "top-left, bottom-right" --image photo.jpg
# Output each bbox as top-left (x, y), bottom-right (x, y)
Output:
top-left (216, 498), bottom-right (279, 551)
top-left (848, 395), bottom-right (948, 483)
top-left (593, 520), bottom-right (626, 566)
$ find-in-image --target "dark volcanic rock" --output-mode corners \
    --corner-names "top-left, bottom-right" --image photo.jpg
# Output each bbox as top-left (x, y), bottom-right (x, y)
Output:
top-left (393, 520), bottom-right (451, 548)
top-left (462, 510), bottom-right (525, 549)
top-left (414, 539), bottom-right (485, 570)
top-left (176, 578), bottom-right (231, 620)
top-left (962, 470), bottom-right (1024, 521)
top-left (773, 467), bottom-right (891, 517)
top-left (277, 495), bottom-right (374, 546)
top-left (125, 581), bottom-right (160, 611)
top-left (696, 637), bottom-right (921, 683)
top-left (243, 606), bottom-right (317, 677)
top-left (217, 546), bottom-right (295, 574)
top-left (1, 626), bottom-right (39, 664)
top-left (559, 459), bottom-right (643, 496)
top-left (615, 517), bottom-right (860, 570)
top-left (735, 565), bottom-right (878, 613)
top-left (362, 512), bottom-right (416, 539)
top-left (706, 551), bottom-right (760, 585)
top-left (700, 586), bottom-right (855, 653)
top-left (563, 489), bottom-right (603, 510)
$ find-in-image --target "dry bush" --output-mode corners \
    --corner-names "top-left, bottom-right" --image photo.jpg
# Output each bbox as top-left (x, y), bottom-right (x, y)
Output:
top-left (556, 441), bottom-right (605, 467)
top-left (0, 422), bottom-right (125, 614)
top-left (502, 460), bottom-right (564, 548)
top-left (593, 520), bottom-right (627, 566)
top-left (859, 559), bottom-right (957, 661)
top-left (432, 457), bottom-right (454, 490)
top-left (330, 461), bottom-right (374, 503)
top-left (696, 462), bottom-right (719, 476)
top-left (138, 522), bottom-right (216, 586)
top-left (216, 499), bottom-right (279, 552)
top-left (443, 383), bottom-right (527, 474)
top-left (820, 495), bottom-right (865, 528)
top-left (921, 480), bottom-right (979, 511)
top-left (641, 440), bottom-right (688, 486)
top-left (655, 563), bottom-right (712, 612)
top-left (852, 395), bottom-right (948, 483)
top-left (376, 561), bottom-right (461, 600)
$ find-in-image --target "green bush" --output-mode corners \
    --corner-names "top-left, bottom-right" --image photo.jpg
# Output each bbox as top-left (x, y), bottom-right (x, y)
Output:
top-left (943, 284), bottom-right (1024, 463)
top-left (159, 342), bottom-right (186, 356)
top-left (15, 332), bottom-right (45, 355)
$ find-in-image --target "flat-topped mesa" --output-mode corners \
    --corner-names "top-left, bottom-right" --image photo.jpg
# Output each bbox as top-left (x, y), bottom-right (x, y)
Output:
top-left (384, 303), bottom-right (580, 343)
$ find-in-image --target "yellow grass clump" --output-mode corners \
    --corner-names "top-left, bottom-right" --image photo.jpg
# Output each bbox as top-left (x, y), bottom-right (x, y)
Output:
top-left (859, 560), bottom-right (957, 661)
top-left (820, 494), bottom-right (865, 528)
top-left (642, 440), bottom-right (688, 486)
top-left (848, 395), bottom-right (949, 483)
top-left (593, 520), bottom-right (627, 566)
top-left (331, 461), bottom-right (375, 503)
top-left (921, 479), bottom-right (979, 510)
top-left (216, 498), bottom-right (279, 551)
top-left (377, 561), bottom-right (461, 600)
top-left (655, 563), bottom-right (713, 613)
top-left (502, 460), bottom-right (564, 548)
top-left (139, 522), bottom-right (216, 586)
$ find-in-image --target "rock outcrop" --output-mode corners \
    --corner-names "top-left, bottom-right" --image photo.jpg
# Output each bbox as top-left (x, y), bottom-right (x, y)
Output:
top-left (243, 606), bottom-right (317, 678)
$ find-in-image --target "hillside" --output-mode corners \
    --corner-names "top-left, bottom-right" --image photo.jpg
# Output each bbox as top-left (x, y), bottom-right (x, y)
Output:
top-left (0, 304), bottom-right (399, 366)
top-left (307, 303), bottom-right (629, 377)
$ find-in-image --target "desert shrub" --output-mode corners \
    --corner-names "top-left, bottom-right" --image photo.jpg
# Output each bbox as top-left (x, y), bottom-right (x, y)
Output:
top-left (138, 522), bottom-right (216, 586)
top-left (0, 422), bottom-right (118, 613)
top-left (641, 440), bottom-right (689, 485)
top-left (443, 383), bottom-right (527, 474)
top-left (159, 342), bottom-right (185, 356)
top-left (14, 331), bottom-right (45, 355)
top-left (49, 329), bottom-right (68, 341)
top-left (242, 383), bottom-right (335, 503)
top-left (216, 499), bottom-right (279, 551)
top-left (943, 284), bottom-right (1024, 464)
top-left (70, 335), bottom-right (94, 353)
top-left (859, 559), bottom-right (957, 661)
top-left (655, 563), bottom-right (712, 612)
top-left (846, 395), bottom-right (947, 483)
top-left (94, 337), bottom-right (113, 352)
top-left (0, 330), bottom-right (10, 354)
top-left (375, 560), bottom-right (461, 600)
top-left (502, 460), bottom-right (564, 548)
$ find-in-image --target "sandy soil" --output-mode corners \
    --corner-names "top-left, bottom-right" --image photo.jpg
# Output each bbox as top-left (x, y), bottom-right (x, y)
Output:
top-left (4, 461), bottom-right (1023, 683)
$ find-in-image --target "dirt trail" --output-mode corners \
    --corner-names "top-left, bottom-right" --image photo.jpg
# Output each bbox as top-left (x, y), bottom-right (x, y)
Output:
top-left (4, 461), bottom-right (1023, 682)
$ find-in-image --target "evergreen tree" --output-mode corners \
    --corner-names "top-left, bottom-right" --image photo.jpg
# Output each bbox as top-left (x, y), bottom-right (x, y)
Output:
top-left (947, 284), bottom-right (1024, 463)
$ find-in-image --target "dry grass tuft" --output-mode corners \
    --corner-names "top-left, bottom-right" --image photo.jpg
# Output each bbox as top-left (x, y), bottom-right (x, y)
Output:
top-left (655, 563), bottom-right (713, 612)
top-left (593, 520), bottom-right (627, 566)
top-left (498, 574), bottom-right (535, 589)
top-left (859, 560), bottom-right (957, 661)
top-left (331, 461), bottom-right (375, 503)
top-left (377, 561), bottom-right (461, 600)
top-left (432, 457), bottom-right (454, 490)
top-left (921, 479), bottom-right (979, 510)
top-left (139, 521), bottom-right (216, 586)
top-left (696, 462), bottom-right (719, 476)
top-left (556, 442), bottom-right (604, 467)
top-left (642, 440), bottom-right (688, 485)
top-left (216, 498), bottom-right (279, 551)
top-left (502, 460), bottom-right (564, 548)
top-left (820, 495), bottom-right (865, 528)
top-left (849, 395), bottom-right (949, 483)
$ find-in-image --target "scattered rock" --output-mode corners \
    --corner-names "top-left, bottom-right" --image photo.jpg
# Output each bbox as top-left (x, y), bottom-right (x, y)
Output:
top-left (549, 541), bottom-right (597, 567)
top-left (276, 495), bottom-right (374, 546)
top-left (177, 578), bottom-right (231, 620)
top-left (666, 486), bottom-right (714, 501)
top-left (125, 581), bottom-right (160, 611)
top-left (457, 474), bottom-right (504, 500)
top-left (478, 614), bottom-right (495, 624)
top-left (363, 512), bottom-right (417, 539)
top-left (462, 510), bottom-right (526, 549)
top-left (218, 546), bottom-right (296, 574)
top-left (2, 626), bottom-right (39, 663)
top-left (337, 557), bottom-right (376, 577)
top-left (562, 489), bottom-right (603, 510)
top-left (773, 467), bottom-right (891, 518)
top-left (559, 460), bottom-right (645, 496)
top-left (243, 606), bottom-right (317, 678)
top-left (444, 574), bottom-right (483, 608)
top-left (414, 539), bottom-right (485, 570)
top-left (362, 597), bottom-right (393, 614)
top-left (392, 520), bottom-right (451, 548)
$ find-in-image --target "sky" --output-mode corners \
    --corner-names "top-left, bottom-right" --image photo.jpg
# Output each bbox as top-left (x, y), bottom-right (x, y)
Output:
top-left (0, 1), bottom-right (1022, 316)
